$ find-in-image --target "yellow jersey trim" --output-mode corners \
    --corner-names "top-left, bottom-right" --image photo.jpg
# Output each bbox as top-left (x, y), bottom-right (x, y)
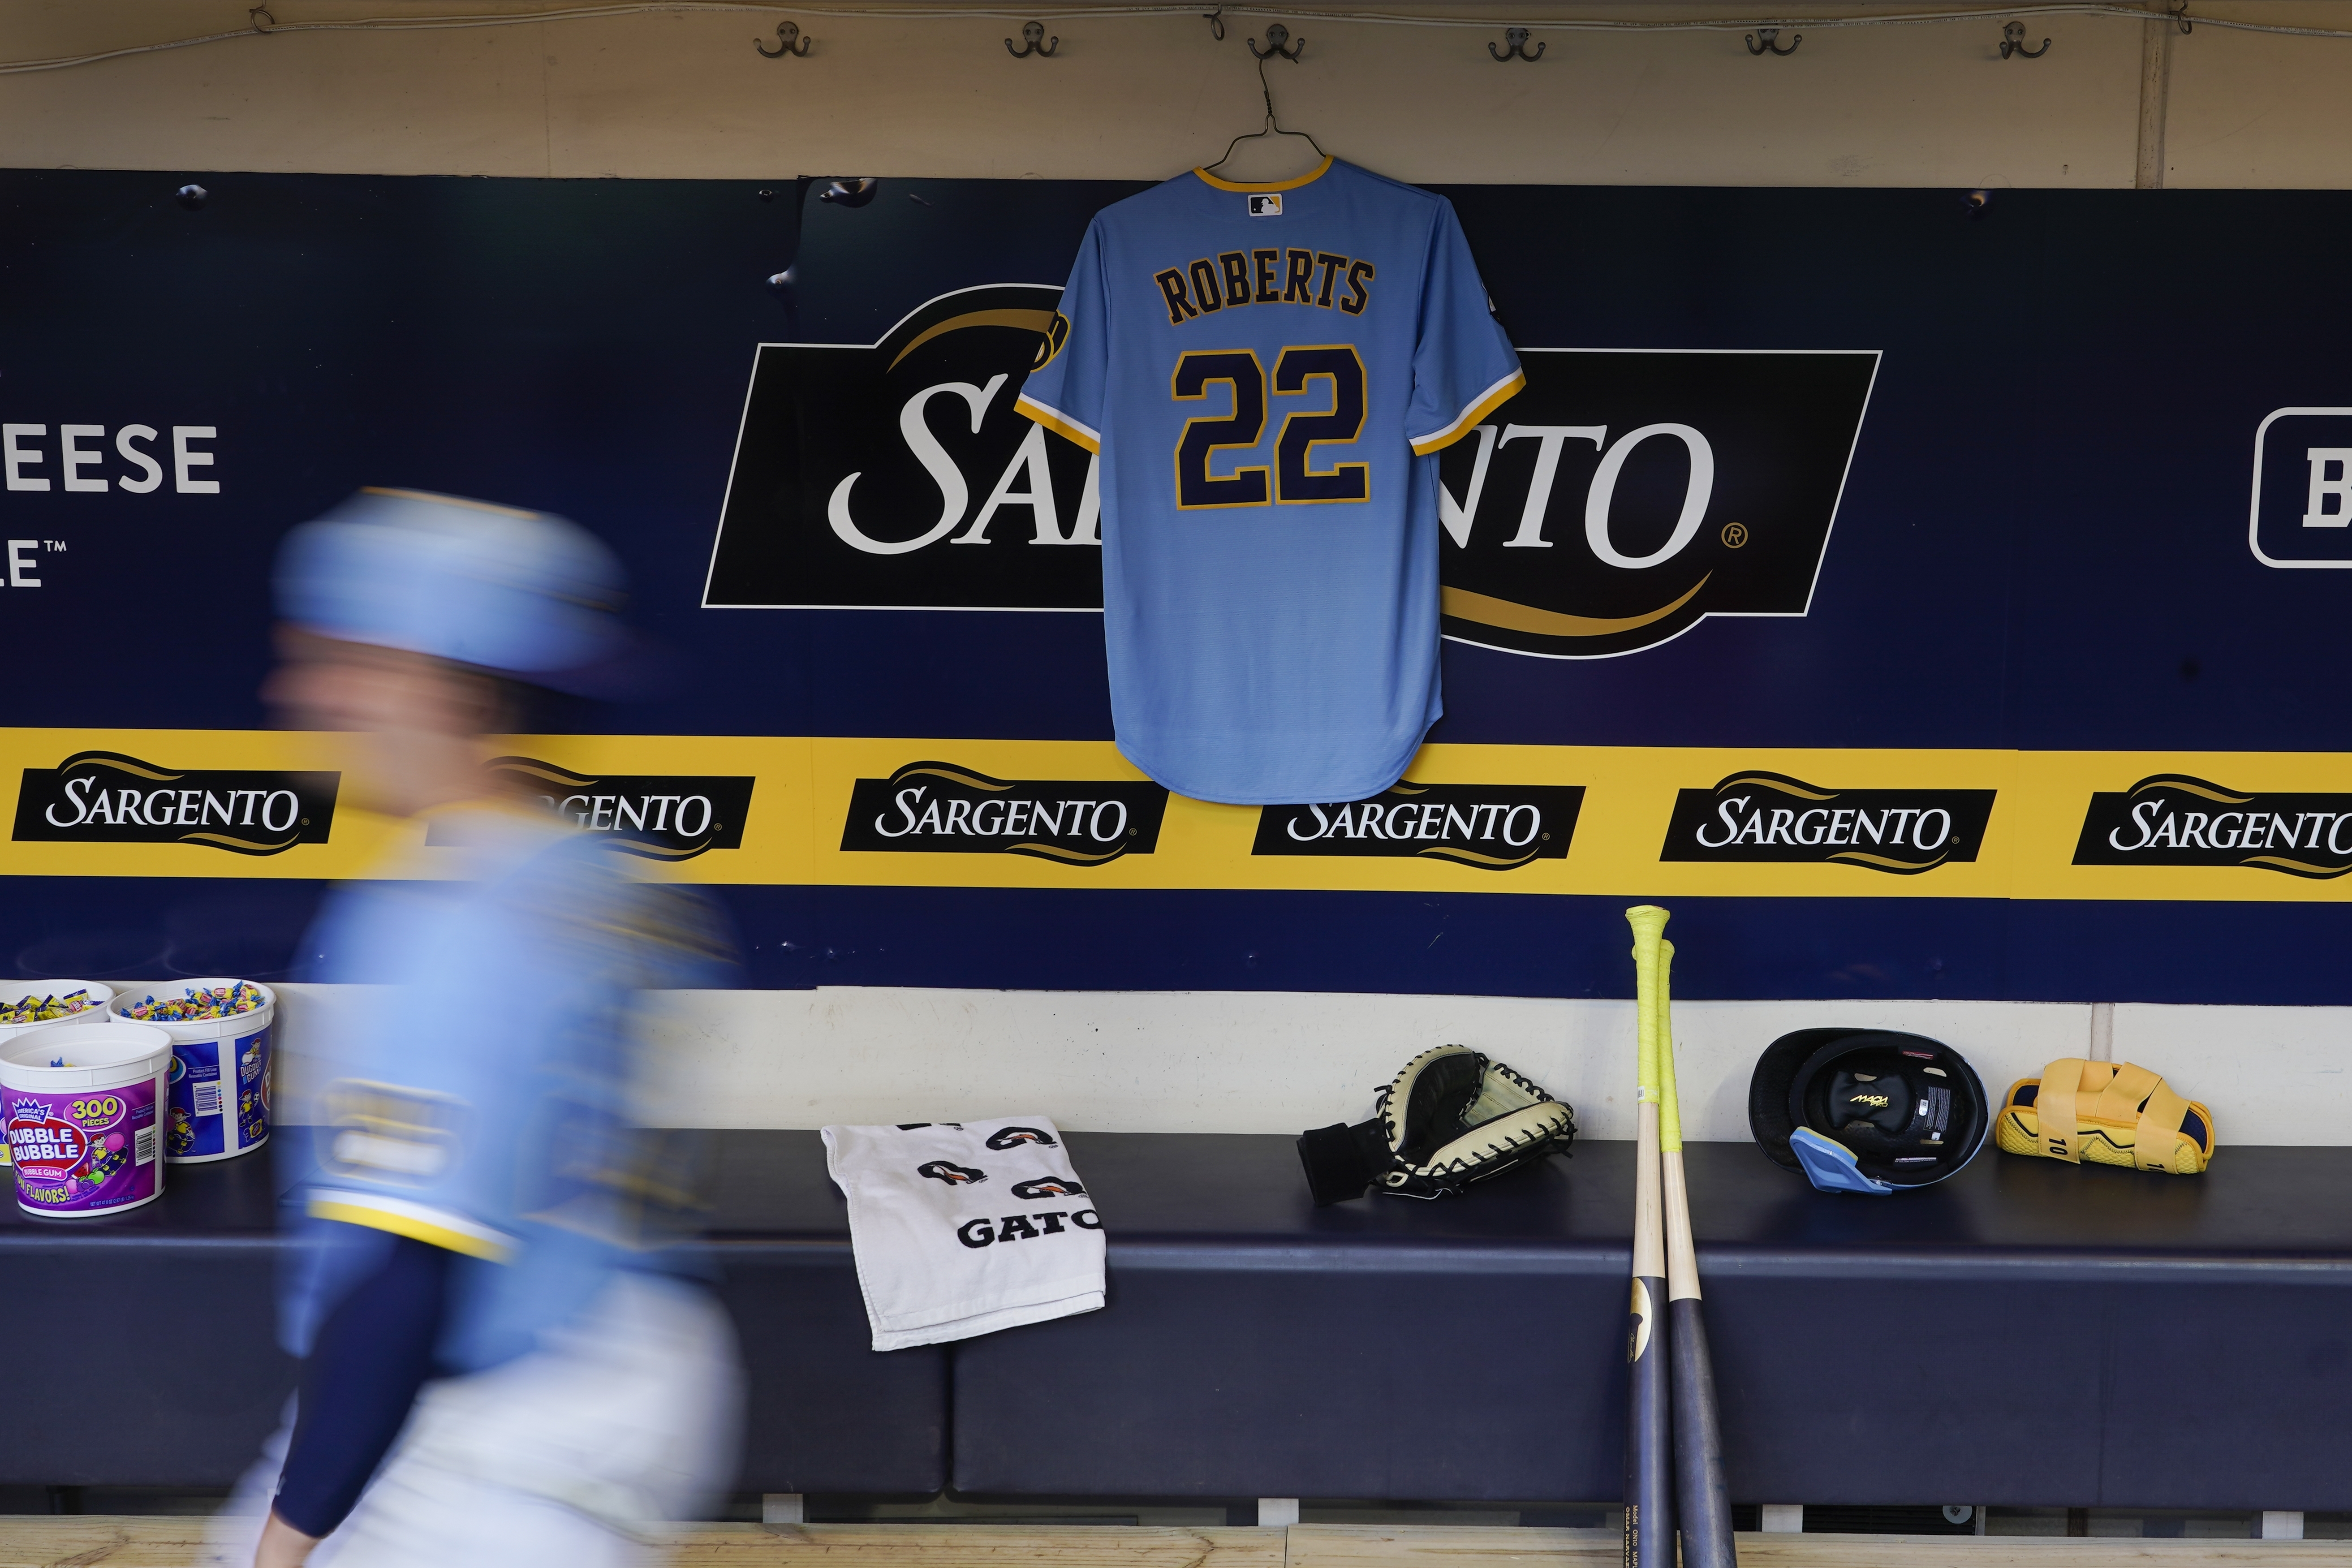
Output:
top-left (359, 487), bottom-right (540, 521)
top-left (309, 1189), bottom-right (517, 1263)
top-left (1410, 367), bottom-right (1527, 456)
top-left (1015, 394), bottom-right (1102, 454)
top-left (1193, 157), bottom-right (1335, 194)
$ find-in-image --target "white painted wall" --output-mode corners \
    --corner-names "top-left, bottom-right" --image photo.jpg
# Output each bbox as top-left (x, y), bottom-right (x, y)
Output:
top-left (623, 990), bottom-right (2100, 1142)
top-left (265, 981), bottom-right (2324, 1144)
top-left (5, 2), bottom-right (2352, 189)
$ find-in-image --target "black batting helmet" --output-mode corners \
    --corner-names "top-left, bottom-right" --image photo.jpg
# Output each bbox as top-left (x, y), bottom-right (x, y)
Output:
top-left (1749, 1028), bottom-right (1990, 1194)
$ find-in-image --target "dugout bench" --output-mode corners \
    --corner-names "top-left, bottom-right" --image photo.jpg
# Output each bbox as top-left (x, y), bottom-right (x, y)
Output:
top-left (4, 1129), bottom-right (2348, 1512)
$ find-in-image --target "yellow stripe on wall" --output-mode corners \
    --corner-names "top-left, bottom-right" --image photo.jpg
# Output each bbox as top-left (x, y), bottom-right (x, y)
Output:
top-left (2, 729), bottom-right (2348, 903)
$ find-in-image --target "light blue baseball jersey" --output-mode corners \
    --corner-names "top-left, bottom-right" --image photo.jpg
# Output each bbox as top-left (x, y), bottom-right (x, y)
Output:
top-left (1017, 158), bottom-right (1522, 806)
top-left (280, 809), bottom-right (728, 1372)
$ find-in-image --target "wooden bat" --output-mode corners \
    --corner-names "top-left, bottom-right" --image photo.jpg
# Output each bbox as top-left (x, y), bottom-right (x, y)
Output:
top-left (1658, 939), bottom-right (1737, 1568)
top-left (1624, 905), bottom-right (1675, 1568)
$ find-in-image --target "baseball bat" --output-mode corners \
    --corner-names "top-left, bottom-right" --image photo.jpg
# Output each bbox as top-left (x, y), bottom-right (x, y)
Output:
top-left (1658, 939), bottom-right (1738, 1568)
top-left (1623, 905), bottom-right (1675, 1568)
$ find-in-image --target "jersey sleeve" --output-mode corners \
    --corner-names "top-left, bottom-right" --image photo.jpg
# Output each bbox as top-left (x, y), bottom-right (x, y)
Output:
top-left (273, 1233), bottom-right (451, 1537)
top-left (1015, 218), bottom-right (1110, 454)
top-left (1405, 199), bottom-right (1525, 456)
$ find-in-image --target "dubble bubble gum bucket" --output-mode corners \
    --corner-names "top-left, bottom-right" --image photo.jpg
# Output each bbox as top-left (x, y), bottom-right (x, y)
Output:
top-left (110, 978), bottom-right (275, 1163)
top-left (1, 1021), bottom-right (172, 1217)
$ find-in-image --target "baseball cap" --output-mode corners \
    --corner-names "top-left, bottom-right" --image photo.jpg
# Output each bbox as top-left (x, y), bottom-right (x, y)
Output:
top-left (274, 487), bottom-right (631, 693)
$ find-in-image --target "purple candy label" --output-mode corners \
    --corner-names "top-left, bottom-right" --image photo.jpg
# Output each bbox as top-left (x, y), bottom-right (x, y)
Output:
top-left (165, 1027), bottom-right (270, 1160)
top-left (167, 1040), bottom-right (220, 1158)
top-left (7, 1078), bottom-right (159, 1213)
top-left (237, 1028), bottom-right (271, 1150)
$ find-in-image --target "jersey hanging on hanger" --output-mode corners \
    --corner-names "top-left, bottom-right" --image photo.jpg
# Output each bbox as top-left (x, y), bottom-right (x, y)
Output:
top-left (1017, 158), bottom-right (1523, 806)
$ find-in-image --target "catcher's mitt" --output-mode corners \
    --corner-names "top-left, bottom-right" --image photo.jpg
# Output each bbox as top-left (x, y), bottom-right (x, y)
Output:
top-left (1297, 1044), bottom-right (1576, 1205)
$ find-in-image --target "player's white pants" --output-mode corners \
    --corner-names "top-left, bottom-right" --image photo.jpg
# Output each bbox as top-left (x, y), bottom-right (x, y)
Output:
top-left (214, 1270), bottom-right (741, 1568)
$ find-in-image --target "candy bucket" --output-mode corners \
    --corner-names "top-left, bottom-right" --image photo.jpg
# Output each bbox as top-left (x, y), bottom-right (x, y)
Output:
top-left (0, 983), bottom-right (116, 1167)
top-left (0, 1021), bottom-right (172, 1216)
top-left (111, 979), bottom-right (275, 1163)
top-left (0, 981), bottom-right (115, 1045)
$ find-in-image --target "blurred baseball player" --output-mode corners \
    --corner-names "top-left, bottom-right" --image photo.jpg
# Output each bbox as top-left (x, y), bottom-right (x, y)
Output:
top-left (227, 489), bottom-right (741, 1568)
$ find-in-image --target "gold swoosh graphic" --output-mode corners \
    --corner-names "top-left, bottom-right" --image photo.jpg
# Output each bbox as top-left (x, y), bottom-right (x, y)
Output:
top-left (1827, 850), bottom-right (1950, 875)
top-left (1417, 845), bottom-right (1540, 870)
top-left (487, 758), bottom-right (599, 789)
top-left (2240, 855), bottom-right (2352, 880)
top-left (1440, 575), bottom-right (1710, 639)
top-left (57, 753), bottom-right (183, 782)
top-left (2130, 776), bottom-right (2256, 805)
top-left (1718, 775), bottom-right (1838, 801)
top-left (888, 309), bottom-right (1057, 371)
top-left (1005, 841), bottom-right (1125, 864)
top-left (898, 766), bottom-right (1014, 793)
top-left (1386, 783), bottom-right (1429, 796)
top-left (608, 839), bottom-right (716, 861)
top-left (177, 832), bottom-right (303, 856)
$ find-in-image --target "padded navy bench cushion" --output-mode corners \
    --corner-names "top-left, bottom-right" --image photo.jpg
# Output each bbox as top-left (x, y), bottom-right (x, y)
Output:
top-left (0, 1130), bottom-right (945, 1495)
top-left (701, 1132), bottom-right (948, 1495)
top-left (10, 1129), bottom-right (2352, 1511)
top-left (952, 1132), bottom-right (2352, 1511)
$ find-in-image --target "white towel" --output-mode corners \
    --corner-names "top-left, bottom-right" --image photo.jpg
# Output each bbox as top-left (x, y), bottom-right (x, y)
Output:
top-left (822, 1116), bottom-right (1105, 1351)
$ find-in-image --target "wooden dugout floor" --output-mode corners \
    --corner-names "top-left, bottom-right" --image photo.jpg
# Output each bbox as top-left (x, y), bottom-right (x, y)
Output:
top-left (4, 1521), bottom-right (2351, 1568)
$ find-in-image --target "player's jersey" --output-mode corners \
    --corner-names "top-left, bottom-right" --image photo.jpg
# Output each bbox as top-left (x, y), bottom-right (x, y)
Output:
top-left (1017, 158), bottom-right (1522, 806)
top-left (280, 808), bottom-right (728, 1373)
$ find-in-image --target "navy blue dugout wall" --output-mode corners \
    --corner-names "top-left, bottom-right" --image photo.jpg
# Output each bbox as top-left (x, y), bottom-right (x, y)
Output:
top-left (1, 171), bottom-right (2348, 1002)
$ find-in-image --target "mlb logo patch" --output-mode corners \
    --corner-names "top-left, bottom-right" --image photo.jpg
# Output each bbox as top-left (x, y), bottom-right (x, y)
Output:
top-left (1247, 194), bottom-right (1282, 217)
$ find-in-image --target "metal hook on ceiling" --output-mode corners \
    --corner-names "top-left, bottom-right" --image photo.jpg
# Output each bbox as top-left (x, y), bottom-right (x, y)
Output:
top-left (1006, 21), bottom-right (1059, 57)
top-left (1248, 22), bottom-right (1304, 62)
top-left (2000, 21), bottom-right (2050, 57)
top-left (817, 178), bottom-right (879, 207)
top-left (1746, 26), bottom-right (1801, 56)
top-left (755, 19), bottom-right (811, 57)
top-left (1490, 27), bottom-right (1544, 62)
top-left (248, 6), bottom-right (275, 32)
top-left (2168, 0), bottom-right (2191, 33)
top-left (1203, 7), bottom-right (1225, 41)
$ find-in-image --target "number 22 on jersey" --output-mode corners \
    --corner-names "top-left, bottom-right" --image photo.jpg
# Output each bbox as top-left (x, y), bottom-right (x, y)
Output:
top-left (1172, 345), bottom-right (1369, 509)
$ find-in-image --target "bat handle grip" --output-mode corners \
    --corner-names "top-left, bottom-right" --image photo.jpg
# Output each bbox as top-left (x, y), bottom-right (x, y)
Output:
top-left (1625, 905), bottom-right (1671, 1097)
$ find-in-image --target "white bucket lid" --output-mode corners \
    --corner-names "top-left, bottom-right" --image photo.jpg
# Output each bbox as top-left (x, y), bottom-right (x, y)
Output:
top-left (0, 1021), bottom-right (174, 1090)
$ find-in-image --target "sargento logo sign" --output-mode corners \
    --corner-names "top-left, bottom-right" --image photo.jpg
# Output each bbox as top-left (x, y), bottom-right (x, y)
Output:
top-left (699, 288), bottom-right (1879, 663)
top-left (1660, 771), bottom-right (1994, 875)
top-left (705, 284), bottom-right (1101, 613)
top-left (841, 761), bottom-right (1167, 866)
top-left (1252, 782), bottom-right (1584, 871)
top-left (1435, 349), bottom-right (1878, 659)
top-left (12, 751), bottom-right (337, 856)
top-left (425, 757), bottom-right (754, 861)
top-left (2073, 775), bottom-right (2352, 879)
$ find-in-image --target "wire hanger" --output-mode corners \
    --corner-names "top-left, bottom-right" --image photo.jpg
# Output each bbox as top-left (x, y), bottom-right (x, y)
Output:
top-left (1204, 45), bottom-right (1326, 172)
